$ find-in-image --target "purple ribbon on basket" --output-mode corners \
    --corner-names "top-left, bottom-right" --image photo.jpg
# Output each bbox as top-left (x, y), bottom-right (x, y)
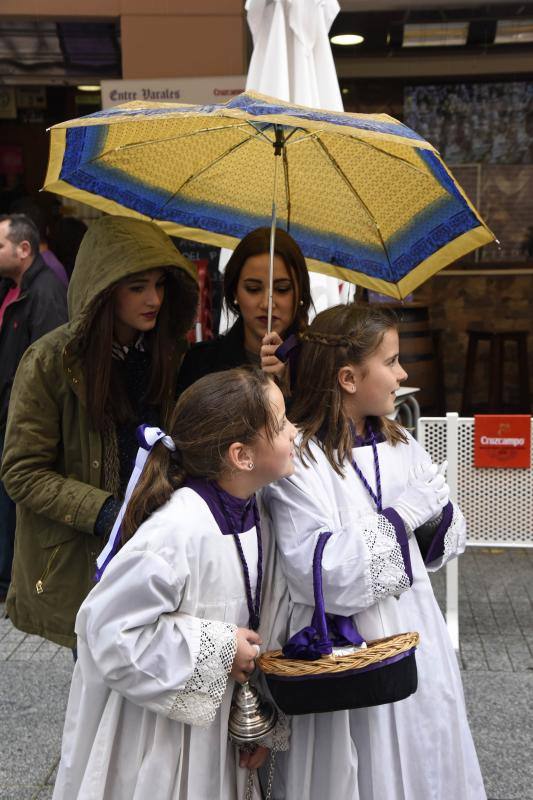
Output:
top-left (283, 612), bottom-right (366, 660)
top-left (94, 424), bottom-right (175, 581)
top-left (282, 531), bottom-right (366, 660)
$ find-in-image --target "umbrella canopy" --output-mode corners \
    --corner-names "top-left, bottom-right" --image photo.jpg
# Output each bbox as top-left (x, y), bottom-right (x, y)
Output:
top-left (44, 90), bottom-right (494, 299)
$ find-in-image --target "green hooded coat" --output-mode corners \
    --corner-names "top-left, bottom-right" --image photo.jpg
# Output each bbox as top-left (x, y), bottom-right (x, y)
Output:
top-left (1, 217), bottom-right (197, 647)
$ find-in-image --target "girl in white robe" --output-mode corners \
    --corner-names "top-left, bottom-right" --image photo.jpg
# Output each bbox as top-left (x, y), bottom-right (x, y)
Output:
top-left (53, 367), bottom-right (296, 800)
top-left (263, 304), bottom-right (486, 800)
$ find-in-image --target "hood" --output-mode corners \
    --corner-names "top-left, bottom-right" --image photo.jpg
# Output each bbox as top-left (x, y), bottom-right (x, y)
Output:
top-left (68, 215), bottom-right (197, 321)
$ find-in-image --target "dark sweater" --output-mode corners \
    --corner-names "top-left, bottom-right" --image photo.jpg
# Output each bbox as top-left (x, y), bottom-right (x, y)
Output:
top-left (95, 345), bottom-right (159, 537)
top-left (177, 318), bottom-right (251, 394)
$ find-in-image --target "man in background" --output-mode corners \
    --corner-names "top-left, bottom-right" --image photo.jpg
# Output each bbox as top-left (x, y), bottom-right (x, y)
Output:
top-left (10, 198), bottom-right (69, 288)
top-left (0, 214), bottom-right (68, 601)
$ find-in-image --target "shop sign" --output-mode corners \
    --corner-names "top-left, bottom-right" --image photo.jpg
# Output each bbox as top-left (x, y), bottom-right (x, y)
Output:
top-left (474, 415), bottom-right (531, 468)
top-left (101, 75), bottom-right (246, 109)
top-left (0, 87), bottom-right (17, 119)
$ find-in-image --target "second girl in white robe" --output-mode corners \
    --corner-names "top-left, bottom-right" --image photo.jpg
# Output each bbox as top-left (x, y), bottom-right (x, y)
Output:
top-left (263, 302), bottom-right (486, 800)
top-left (264, 432), bottom-right (485, 800)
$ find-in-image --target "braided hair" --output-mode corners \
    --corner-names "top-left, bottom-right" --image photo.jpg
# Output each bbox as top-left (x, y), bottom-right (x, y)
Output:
top-left (291, 304), bottom-right (407, 474)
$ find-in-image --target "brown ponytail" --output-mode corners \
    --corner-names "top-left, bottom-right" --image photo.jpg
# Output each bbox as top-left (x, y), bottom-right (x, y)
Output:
top-left (122, 367), bottom-right (277, 542)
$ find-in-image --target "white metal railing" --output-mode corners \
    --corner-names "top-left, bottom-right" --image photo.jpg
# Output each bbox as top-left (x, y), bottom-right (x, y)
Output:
top-left (417, 412), bottom-right (533, 649)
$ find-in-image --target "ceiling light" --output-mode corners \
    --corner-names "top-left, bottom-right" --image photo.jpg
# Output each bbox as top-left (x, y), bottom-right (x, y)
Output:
top-left (76, 84), bottom-right (101, 92)
top-left (403, 22), bottom-right (468, 47)
top-left (330, 34), bottom-right (364, 46)
top-left (495, 19), bottom-right (533, 44)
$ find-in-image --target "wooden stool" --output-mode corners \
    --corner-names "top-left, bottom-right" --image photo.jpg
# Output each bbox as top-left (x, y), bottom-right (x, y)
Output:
top-left (461, 329), bottom-right (531, 415)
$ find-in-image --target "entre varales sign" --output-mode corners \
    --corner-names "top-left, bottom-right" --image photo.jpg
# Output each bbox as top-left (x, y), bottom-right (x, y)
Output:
top-left (101, 76), bottom-right (246, 109)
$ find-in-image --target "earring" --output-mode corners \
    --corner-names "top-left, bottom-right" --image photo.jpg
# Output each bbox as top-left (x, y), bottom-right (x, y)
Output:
top-left (299, 300), bottom-right (304, 306)
top-left (248, 462), bottom-right (254, 470)
top-left (234, 298), bottom-right (239, 306)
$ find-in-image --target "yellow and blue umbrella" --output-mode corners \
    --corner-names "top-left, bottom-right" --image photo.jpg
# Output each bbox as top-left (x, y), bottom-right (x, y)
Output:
top-left (44, 90), bottom-right (494, 301)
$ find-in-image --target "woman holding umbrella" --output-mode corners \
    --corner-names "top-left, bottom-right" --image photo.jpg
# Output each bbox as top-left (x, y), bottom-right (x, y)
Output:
top-left (177, 227), bottom-right (312, 392)
top-left (1, 216), bottom-right (197, 650)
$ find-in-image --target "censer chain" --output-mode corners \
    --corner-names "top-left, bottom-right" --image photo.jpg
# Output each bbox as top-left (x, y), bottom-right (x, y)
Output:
top-left (244, 751), bottom-right (276, 800)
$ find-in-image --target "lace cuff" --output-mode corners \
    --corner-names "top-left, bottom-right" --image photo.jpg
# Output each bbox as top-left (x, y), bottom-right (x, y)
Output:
top-left (254, 708), bottom-right (290, 752)
top-left (426, 502), bottom-right (466, 572)
top-left (169, 619), bottom-right (237, 727)
top-left (359, 511), bottom-right (412, 601)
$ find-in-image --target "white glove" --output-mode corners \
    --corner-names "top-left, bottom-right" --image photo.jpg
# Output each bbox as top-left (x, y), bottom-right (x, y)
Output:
top-left (393, 461), bottom-right (450, 531)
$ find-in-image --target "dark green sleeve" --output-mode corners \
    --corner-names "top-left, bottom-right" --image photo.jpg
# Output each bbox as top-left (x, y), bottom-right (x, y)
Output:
top-left (1, 344), bottom-right (111, 535)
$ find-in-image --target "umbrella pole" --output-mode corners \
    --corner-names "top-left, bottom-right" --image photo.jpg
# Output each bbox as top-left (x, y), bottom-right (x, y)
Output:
top-left (268, 128), bottom-right (284, 334)
top-left (267, 156), bottom-right (278, 334)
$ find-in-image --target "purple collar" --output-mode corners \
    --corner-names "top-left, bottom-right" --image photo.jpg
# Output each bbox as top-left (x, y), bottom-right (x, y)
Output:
top-left (351, 418), bottom-right (386, 448)
top-left (184, 477), bottom-right (256, 535)
top-left (184, 476), bottom-right (263, 629)
top-left (353, 429), bottom-right (386, 448)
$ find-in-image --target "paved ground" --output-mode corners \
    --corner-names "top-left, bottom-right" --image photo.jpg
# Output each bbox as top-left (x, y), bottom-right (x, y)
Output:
top-left (1, 547), bottom-right (532, 800)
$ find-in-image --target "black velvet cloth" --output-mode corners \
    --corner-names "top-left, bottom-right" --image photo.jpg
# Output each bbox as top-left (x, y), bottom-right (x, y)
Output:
top-left (264, 651), bottom-right (418, 716)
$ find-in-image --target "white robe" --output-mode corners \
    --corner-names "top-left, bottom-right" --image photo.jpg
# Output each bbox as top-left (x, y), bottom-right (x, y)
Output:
top-left (53, 486), bottom-right (288, 800)
top-left (262, 432), bottom-right (486, 800)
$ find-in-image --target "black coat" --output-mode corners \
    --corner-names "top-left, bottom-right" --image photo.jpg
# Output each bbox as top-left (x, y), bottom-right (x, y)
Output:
top-left (0, 254), bottom-right (68, 431)
top-left (177, 318), bottom-right (250, 394)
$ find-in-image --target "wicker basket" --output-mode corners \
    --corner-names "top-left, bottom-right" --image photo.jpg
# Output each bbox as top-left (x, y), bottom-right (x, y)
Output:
top-left (257, 533), bottom-right (420, 715)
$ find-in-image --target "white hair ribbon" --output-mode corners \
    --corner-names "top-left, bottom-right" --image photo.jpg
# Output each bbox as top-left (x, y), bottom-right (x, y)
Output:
top-left (95, 425), bottom-right (175, 580)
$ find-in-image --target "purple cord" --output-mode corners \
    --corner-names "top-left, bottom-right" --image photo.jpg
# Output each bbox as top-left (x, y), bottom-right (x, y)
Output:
top-left (350, 422), bottom-right (383, 513)
top-left (213, 486), bottom-right (263, 631)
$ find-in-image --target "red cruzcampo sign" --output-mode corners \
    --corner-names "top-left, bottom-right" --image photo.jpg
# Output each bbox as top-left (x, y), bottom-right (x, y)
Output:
top-left (474, 415), bottom-right (531, 468)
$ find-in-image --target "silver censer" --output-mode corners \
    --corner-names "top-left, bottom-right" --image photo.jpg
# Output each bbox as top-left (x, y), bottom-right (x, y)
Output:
top-left (228, 681), bottom-right (277, 748)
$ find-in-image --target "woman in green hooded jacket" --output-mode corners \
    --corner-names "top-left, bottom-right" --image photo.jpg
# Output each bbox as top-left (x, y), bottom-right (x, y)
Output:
top-left (1, 216), bottom-right (197, 648)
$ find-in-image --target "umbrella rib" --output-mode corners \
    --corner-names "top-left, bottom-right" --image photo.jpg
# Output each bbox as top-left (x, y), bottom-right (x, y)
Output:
top-left (282, 145), bottom-right (291, 232)
top-left (245, 121), bottom-right (310, 147)
top-left (284, 129), bottom-right (432, 182)
top-left (313, 137), bottom-right (394, 272)
top-left (283, 127), bottom-right (305, 144)
top-left (152, 129), bottom-right (264, 217)
top-left (284, 130), bottom-right (327, 147)
top-left (332, 132), bottom-right (434, 179)
top-left (245, 121), bottom-right (277, 145)
top-left (88, 122), bottom-right (254, 162)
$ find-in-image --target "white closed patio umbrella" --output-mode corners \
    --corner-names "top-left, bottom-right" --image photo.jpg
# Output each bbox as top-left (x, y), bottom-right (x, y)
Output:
top-left (218, 0), bottom-right (350, 333)
top-left (246, 0), bottom-right (343, 112)
top-left (245, 0), bottom-right (351, 316)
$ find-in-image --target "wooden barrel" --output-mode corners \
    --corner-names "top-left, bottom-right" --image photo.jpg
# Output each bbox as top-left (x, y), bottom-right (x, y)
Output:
top-left (376, 304), bottom-right (445, 415)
